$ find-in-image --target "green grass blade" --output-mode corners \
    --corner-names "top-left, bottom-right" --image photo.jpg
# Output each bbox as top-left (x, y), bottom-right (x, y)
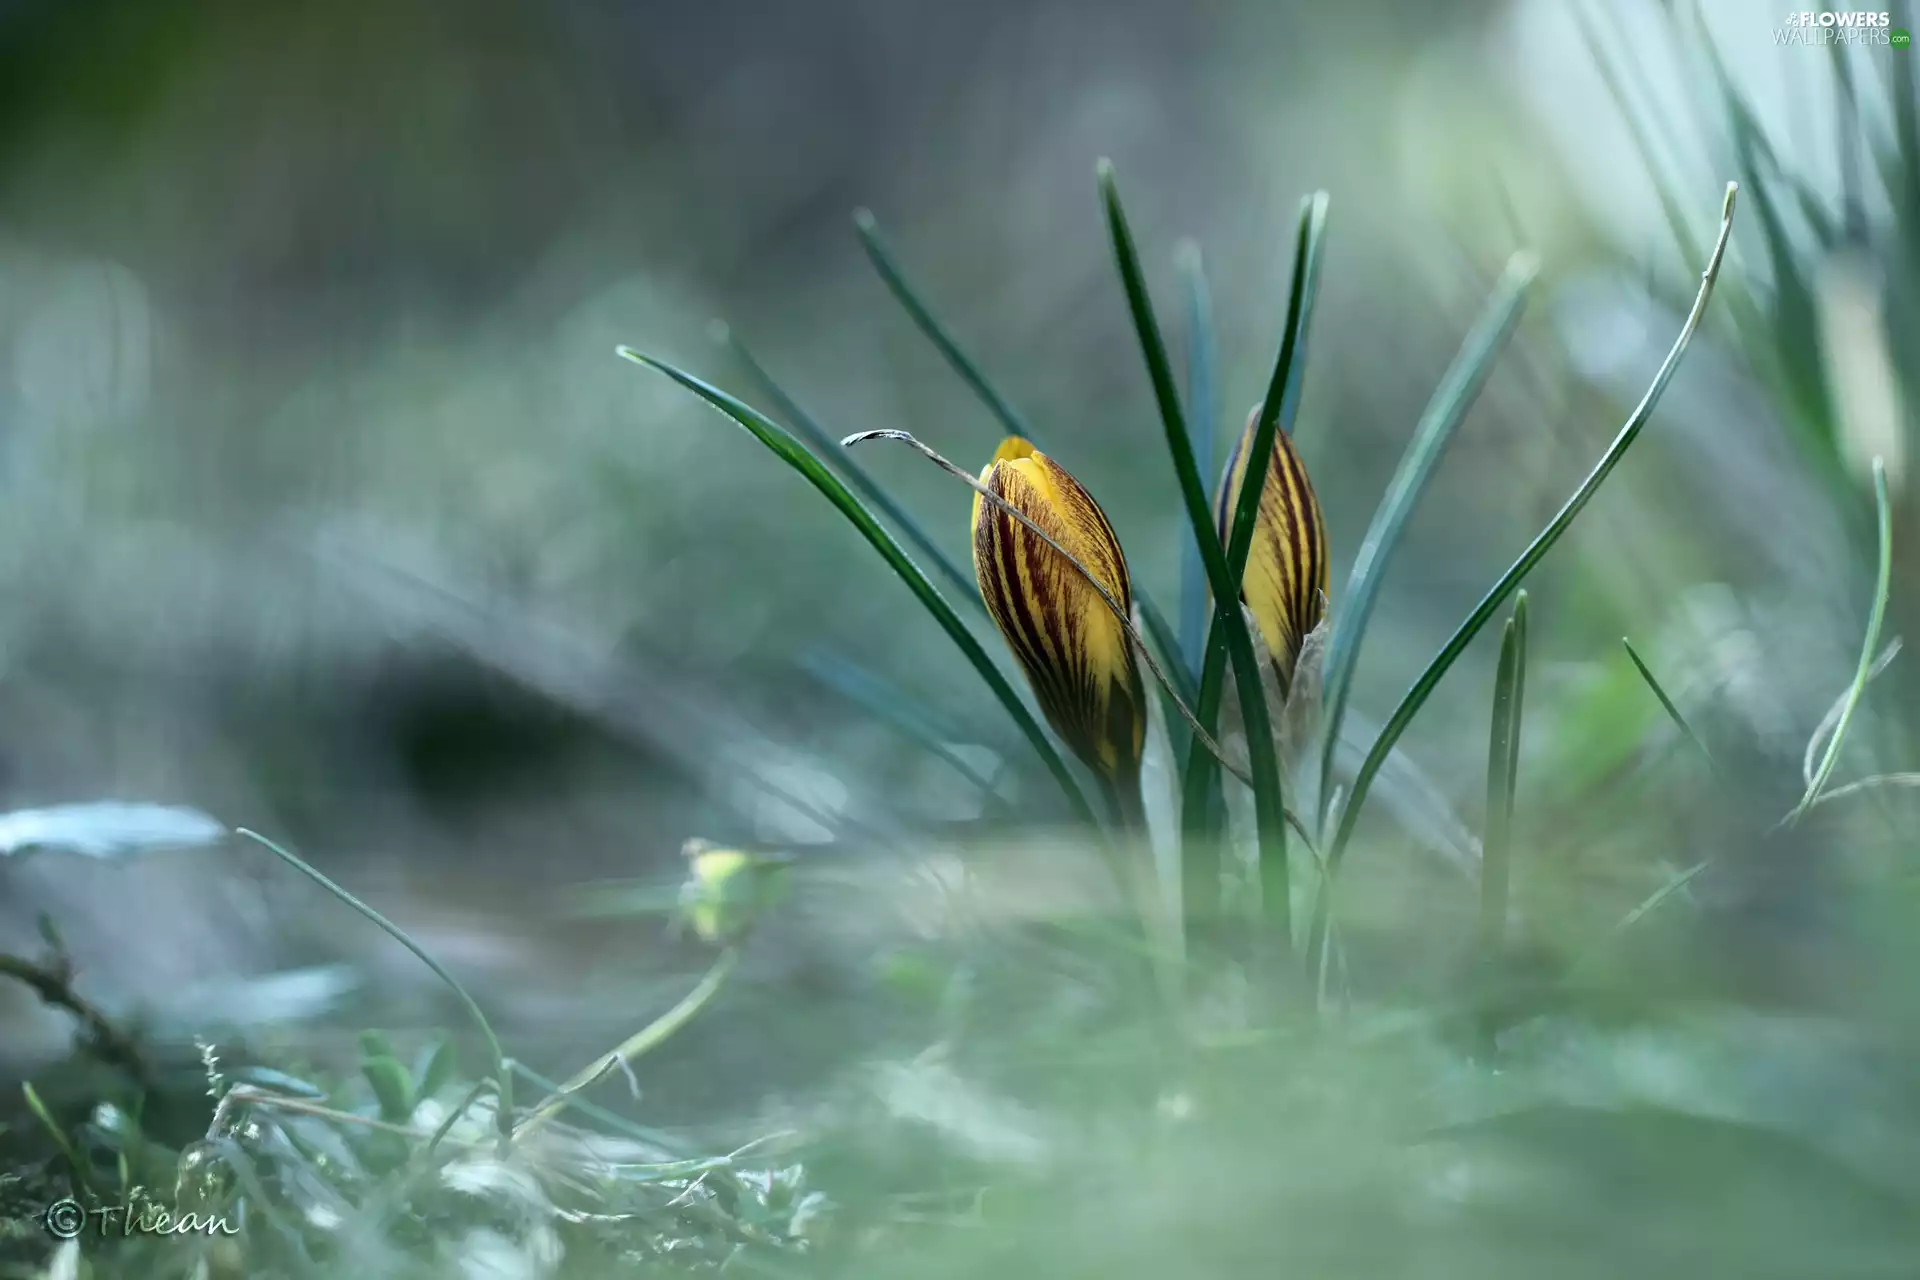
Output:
top-left (854, 207), bottom-right (1041, 444)
top-left (233, 828), bottom-right (516, 1154)
top-left (715, 322), bottom-right (983, 615)
top-left (1622, 636), bottom-right (1714, 767)
top-left (1790, 456), bottom-right (1894, 821)
top-left (1307, 183), bottom-right (1740, 989)
top-left (1315, 252), bottom-right (1536, 830)
top-left (1174, 190), bottom-right (1328, 943)
top-left (1177, 240), bottom-right (1221, 676)
top-left (1479, 592), bottom-right (1528, 964)
top-left (617, 347), bottom-right (1100, 829)
top-left (854, 206), bottom-right (1191, 695)
top-left (1101, 160), bottom-right (1303, 950)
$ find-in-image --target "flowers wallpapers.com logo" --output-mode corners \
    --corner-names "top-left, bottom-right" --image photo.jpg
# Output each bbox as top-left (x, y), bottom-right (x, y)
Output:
top-left (1775, 11), bottom-right (1908, 44)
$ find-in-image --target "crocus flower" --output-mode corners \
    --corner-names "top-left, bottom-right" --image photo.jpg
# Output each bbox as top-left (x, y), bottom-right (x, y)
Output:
top-left (1215, 406), bottom-right (1329, 693)
top-left (972, 437), bottom-right (1147, 789)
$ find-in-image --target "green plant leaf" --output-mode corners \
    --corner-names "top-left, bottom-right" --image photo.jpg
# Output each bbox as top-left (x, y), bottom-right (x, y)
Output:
top-left (1316, 251), bottom-right (1536, 830)
top-left (1479, 593), bottom-right (1527, 965)
top-left (414, 1035), bottom-right (459, 1105)
top-left (1791, 456), bottom-right (1894, 820)
top-left (1173, 186), bottom-right (1327, 958)
top-left (1307, 183), bottom-right (1740, 990)
top-left (1104, 162), bottom-right (1322, 953)
top-left (616, 348), bottom-right (1100, 830)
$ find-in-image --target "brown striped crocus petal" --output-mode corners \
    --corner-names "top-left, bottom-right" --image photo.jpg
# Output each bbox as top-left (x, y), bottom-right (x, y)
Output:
top-left (972, 437), bottom-right (1147, 788)
top-left (1215, 405), bottom-right (1329, 693)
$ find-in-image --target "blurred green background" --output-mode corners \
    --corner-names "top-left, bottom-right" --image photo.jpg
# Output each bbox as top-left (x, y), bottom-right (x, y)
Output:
top-left (0, 0), bottom-right (1915, 1274)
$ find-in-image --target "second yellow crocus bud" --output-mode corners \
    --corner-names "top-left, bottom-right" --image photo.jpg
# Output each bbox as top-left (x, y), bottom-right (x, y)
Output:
top-left (1215, 405), bottom-right (1329, 692)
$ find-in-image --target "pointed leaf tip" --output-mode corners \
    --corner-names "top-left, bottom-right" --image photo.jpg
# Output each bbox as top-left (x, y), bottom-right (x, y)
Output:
top-left (852, 207), bottom-right (877, 231)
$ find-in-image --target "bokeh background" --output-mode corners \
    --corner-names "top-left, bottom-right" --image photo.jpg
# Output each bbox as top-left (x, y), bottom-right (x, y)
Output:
top-left (0, 0), bottom-right (1915, 1267)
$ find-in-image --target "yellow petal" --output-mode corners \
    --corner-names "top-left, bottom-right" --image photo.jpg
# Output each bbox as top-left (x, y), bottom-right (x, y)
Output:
top-left (972, 437), bottom-right (1146, 785)
top-left (1214, 406), bottom-right (1329, 690)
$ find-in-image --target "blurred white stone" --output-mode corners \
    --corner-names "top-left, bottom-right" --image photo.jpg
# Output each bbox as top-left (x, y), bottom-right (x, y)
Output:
top-left (12, 258), bottom-right (153, 432)
top-left (0, 801), bottom-right (223, 858)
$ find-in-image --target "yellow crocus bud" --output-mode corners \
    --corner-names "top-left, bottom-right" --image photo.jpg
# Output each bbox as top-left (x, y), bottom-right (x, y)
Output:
top-left (1215, 406), bottom-right (1329, 692)
top-left (971, 437), bottom-right (1147, 789)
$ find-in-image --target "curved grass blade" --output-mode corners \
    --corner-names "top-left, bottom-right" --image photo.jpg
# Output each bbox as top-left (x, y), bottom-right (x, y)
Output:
top-left (854, 206), bottom-right (1192, 698)
top-left (1177, 240), bottom-right (1221, 675)
top-left (1803, 638), bottom-right (1902, 787)
top-left (1479, 593), bottom-right (1527, 965)
top-left (1790, 456), bottom-right (1894, 822)
top-left (617, 347), bottom-right (1100, 829)
top-left (1622, 636), bottom-right (1713, 768)
top-left (1315, 252), bottom-right (1537, 829)
top-left (1103, 163), bottom-right (1320, 949)
top-left (1307, 183), bottom-right (1740, 989)
top-left (715, 322), bottom-right (981, 614)
top-left (233, 828), bottom-right (516, 1155)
